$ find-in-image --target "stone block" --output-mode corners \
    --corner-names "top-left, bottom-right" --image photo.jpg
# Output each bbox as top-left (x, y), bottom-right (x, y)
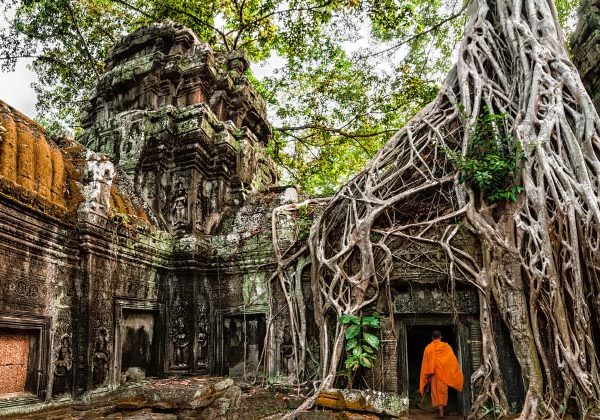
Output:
top-left (223, 385), bottom-right (242, 408)
top-left (316, 388), bottom-right (408, 417)
top-left (0, 331), bottom-right (30, 395)
top-left (213, 378), bottom-right (234, 392)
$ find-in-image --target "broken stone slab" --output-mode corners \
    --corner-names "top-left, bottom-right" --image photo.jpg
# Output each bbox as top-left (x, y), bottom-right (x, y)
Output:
top-left (297, 411), bottom-right (379, 419)
top-left (110, 378), bottom-right (240, 412)
top-left (315, 388), bottom-right (408, 418)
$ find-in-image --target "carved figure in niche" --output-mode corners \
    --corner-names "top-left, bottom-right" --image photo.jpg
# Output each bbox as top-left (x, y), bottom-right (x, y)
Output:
top-left (196, 314), bottom-right (208, 370)
top-left (92, 328), bottom-right (110, 386)
top-left (53, 335), bottom-right (73, 396)
top-left (171, 178), bottom-right (188, 227)
top-left (173, 316), bottom-right (189, 367)
top-left (280, 325), bottom-right (295, 376)
top-left (195, 186), bottom-right (205, 230)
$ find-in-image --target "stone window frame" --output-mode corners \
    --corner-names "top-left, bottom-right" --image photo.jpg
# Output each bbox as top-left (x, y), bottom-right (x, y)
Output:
top-left (112, 297), bottom-right (165, 387)
top-left (0, 312), bottom-right (51, 405)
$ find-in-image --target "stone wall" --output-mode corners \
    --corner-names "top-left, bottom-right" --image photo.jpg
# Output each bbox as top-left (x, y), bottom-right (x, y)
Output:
top-left (571, 0), bottom-right (600, 112)
top-left (0, 21), bottom-right (295, 414)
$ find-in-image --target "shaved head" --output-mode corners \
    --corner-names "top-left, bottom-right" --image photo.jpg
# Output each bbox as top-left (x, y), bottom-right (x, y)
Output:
top-left (432, 330), bottom-right (442, 340)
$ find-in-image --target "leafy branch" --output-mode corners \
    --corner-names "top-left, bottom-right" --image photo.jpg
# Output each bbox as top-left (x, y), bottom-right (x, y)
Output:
top-left (447, 108), bottom-right (524, 202)
top-left (340, 312), bottom-right (381, 386)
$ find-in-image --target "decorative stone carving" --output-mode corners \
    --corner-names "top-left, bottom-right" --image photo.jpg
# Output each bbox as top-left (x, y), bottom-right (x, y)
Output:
top-left (53, 335), bottom-right (73, 396)
top-left (92, 328), bottom-right (110, 387)
top-left (77, 21), bottom-right (278, 235)
top-left (280, 325), bottom-right (295, 376)
top-left (79, 151), bottom-right (115, 216)
top-left (171, 178), bottom-right (189, 229)
top-left (196, 305), bottom-right (209, 371)
top-left (393, 287), bottom-right (478, 314)
top-left (173, 316), bottom-right (190, 368)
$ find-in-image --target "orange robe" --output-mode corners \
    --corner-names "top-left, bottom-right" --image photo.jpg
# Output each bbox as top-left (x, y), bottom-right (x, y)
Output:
top-left (419, 339), bottom-right (464, 407)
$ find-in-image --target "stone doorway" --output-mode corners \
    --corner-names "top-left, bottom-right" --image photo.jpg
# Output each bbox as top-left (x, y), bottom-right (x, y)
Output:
top-left (218, 313), bottom-right (266, 377)
top-left (0, 314), bottom-right (50, 406)
top-left (397, 316), bottom-right (472, 418)
top-left (405, 324), bottom-right (461, 416)
top-left (0, 329), bottom-right (35, 397)
top-left (113, 299), bottom-right (164, 385)
top-left (119, 310), bottom-right (158, 382)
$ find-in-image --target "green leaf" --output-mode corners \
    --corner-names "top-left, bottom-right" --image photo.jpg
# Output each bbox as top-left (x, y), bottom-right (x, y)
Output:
top-left (345, 355), bottom-right (359, 370)
top-left (363, 332), bottom-right (380, 349)
top-left (352, 346), bottom-right (364, 357)
top-left (361, 315), bottom-right (380, 328)
top-left (340, 314), bottom-right (361, 325)
top-left (345, 324), bottom-right (361, 340)
top-left (345, 338), bottom-right (358, 351)
top-left (359, 353), bottom-right (373, 368)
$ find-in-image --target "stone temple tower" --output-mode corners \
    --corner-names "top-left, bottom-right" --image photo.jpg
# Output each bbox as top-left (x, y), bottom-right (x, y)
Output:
top-left (79, 21), bottom-right (278, 235)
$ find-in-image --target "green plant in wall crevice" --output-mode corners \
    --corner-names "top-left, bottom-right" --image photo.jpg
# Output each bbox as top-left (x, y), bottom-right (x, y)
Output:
top-left (447, 107), bottom-right (525, 203)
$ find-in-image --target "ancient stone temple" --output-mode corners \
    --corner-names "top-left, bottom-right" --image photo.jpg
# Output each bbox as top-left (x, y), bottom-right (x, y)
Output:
top-left (0, 21), bottom-right (525, 419)
top-left (0, 21), bottom-right (295, 414)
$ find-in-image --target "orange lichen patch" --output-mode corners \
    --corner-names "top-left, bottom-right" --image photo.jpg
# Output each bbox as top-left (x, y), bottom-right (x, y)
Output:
top-left (0, 330), bottom-right (30, 395)
top-left (110, 183), bottom-right (151, 225)
top-left (111, 185), bottom-right (127, 214)
top-left (0, 110), bottom-right (17, 183)
top-left (36, 134), bottom-right (53, 200)
top-left (0, 99), bottom-right (73, 217)
top-left (16, 120), bottom-right (36, 191)
top-left (137, 207), bottom-right (150, 222)
top-left (51, 147), bottom-right (66, 206)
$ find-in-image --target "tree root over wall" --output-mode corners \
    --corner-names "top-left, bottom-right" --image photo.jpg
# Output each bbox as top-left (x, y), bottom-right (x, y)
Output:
top-left (275, 0), bottom-right (600, 418)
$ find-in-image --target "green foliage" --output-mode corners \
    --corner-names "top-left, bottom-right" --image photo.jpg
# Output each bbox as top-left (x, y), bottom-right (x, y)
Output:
top-left (296, 205), bottom-right (313, 241)
top-left (340, 312), bottom-right (381, 372)
top-left (448, 108), bottom-right (524, 203)
top-left (479, 405), bottom-right (504, 419)
top-left (0, 0), bottom-right (579, 194)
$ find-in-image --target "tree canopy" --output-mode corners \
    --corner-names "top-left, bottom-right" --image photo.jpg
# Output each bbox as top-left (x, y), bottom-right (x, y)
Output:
top-left (0, 0), bottom-right (579, 194)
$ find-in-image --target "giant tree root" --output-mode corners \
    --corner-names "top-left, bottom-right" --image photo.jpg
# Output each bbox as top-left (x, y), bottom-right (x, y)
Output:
top-left (278, 0), bottom-right (600, 418)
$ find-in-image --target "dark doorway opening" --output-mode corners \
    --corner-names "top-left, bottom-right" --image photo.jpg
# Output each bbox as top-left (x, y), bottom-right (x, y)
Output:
top-left (120, 310), bottom-right (159, 382)
top-left (222, 314), bottom-right (266, 377)
top-left (405, 324), bottom-right (462, 415)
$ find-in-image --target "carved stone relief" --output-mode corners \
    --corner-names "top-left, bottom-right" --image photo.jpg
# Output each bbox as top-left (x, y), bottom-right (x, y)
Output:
top-left (53, 335), bottom-right (73, 396)
top-left (173, 316), bottom-right (190, 368)
top-left (170, 290), bottom-right (190, 370)
top-left (393, 287), bottom-right (478, 314)
top-left (171, 176), bottom-right (189, 229)
top-left (196, 302), bottom-right (209, 371)
top-left (92, 328), bottom-right (110, 387)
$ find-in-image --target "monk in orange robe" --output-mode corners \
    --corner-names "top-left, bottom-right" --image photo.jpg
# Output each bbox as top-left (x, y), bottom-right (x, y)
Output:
top-left (419, 330), bottom-right (464, 417)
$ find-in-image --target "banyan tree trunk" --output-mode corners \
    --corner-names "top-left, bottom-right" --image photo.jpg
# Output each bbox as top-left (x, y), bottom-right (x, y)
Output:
top-left (305, 0), bottom-right (600, 418)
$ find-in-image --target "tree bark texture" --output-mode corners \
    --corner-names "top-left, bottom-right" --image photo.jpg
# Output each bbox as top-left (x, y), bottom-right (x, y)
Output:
top-left (297, 0), bottom-right (600, 418)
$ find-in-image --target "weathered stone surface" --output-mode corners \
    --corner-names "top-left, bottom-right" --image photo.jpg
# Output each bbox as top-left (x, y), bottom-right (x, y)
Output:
top-left (0, 20), bottom-right (296, 413)
top-left (296, 411), bottom-right (379, 420)
top-left (0, 331), bottom-right (29, 394)
top-left (316, 388), bottom-right (408, 417)
top-left (572, 0), bottom-right (600, 113)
